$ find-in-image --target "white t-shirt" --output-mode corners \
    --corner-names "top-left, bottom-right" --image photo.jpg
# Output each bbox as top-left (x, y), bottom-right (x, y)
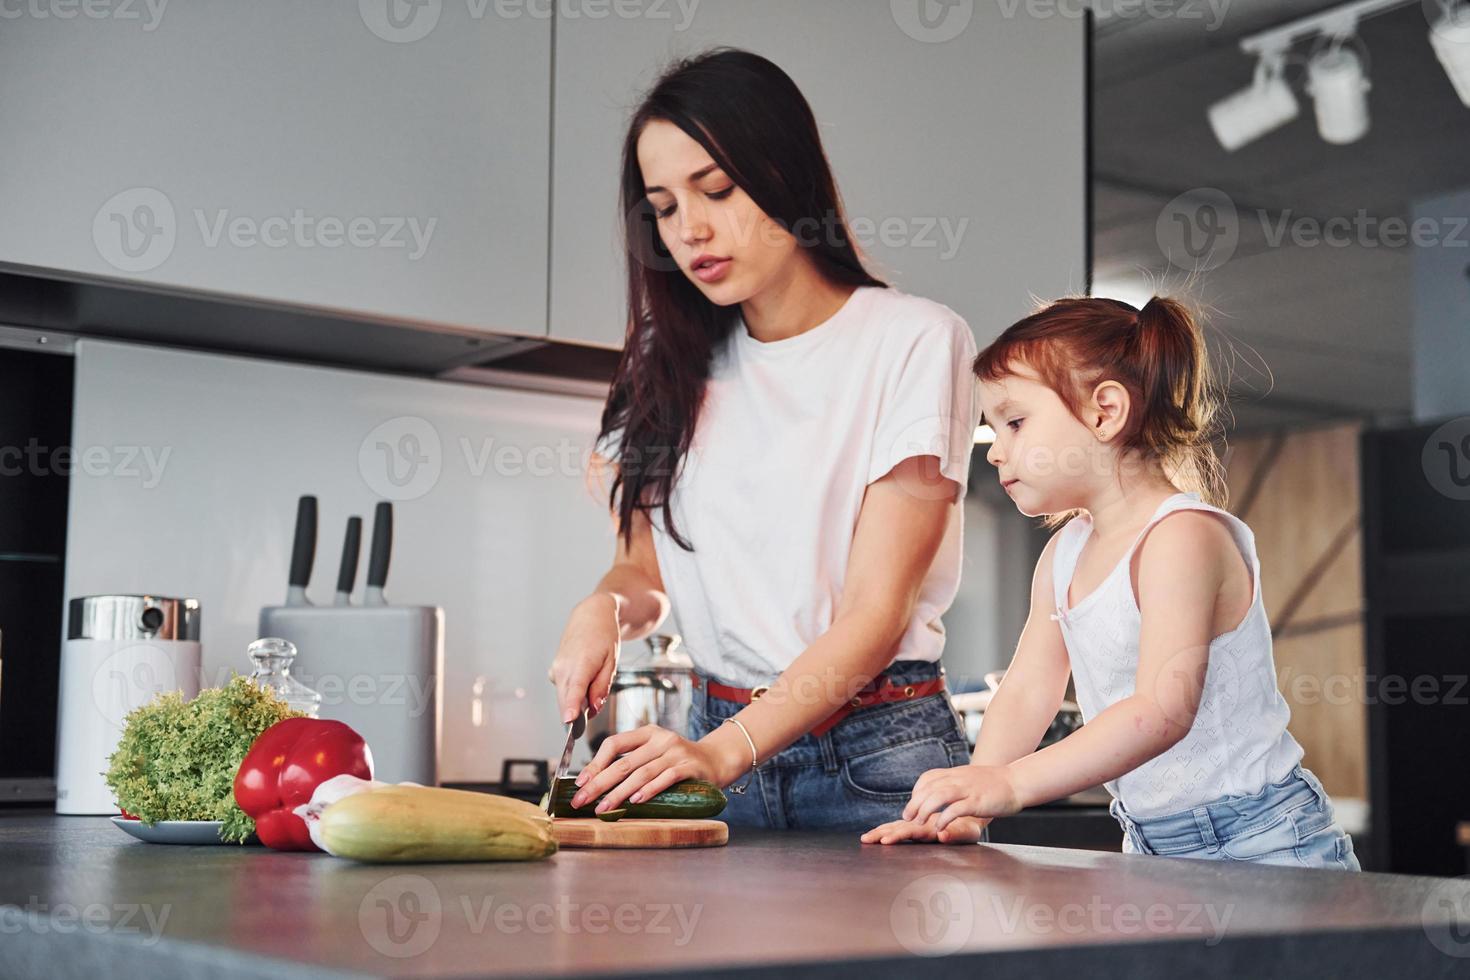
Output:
top-left (645, 285), bottom-right (979, 686)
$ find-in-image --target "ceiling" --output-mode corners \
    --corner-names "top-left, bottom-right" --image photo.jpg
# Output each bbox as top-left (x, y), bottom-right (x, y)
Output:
top-left (1091, 0), bottom-right (1470, 434)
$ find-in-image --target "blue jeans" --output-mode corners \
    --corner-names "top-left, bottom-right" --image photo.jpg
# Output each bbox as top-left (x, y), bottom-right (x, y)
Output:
top-left (1110, 765), bottom-right (1361, 870)
top-left (687, 661), bottom-right (970, 831)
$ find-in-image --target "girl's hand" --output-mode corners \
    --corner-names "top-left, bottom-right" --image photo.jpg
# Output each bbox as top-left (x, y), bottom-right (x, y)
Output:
top-left (861, 814), bottom-right (989, 845)
top-left (902, 765), bottom-right (1022, 831)
top-left (570, 724), bottom-right (731, 813)
top-left (548, 593), bottom-right (621, 724)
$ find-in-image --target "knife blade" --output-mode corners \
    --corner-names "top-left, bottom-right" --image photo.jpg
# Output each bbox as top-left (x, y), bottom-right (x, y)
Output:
top-left (547, 708), bottom-right (587, 818)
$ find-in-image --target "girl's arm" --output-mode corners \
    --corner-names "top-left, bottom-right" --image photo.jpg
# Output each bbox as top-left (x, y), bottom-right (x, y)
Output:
top-left (571, 454), bottom-right (959, 808)
top-left (1004, 511), bottom-right (1225, 807)
top-left (906, 510), bottom-right (1228, 828)
top-left (861, 530), bottom-right (1070, 844)
top-left (968, 532), bottom-right (1074, 767)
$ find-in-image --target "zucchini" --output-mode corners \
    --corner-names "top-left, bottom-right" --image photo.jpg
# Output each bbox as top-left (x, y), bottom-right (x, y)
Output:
top-left (550, 777), bottom-right (726, 819)
top-left (317, 784), bottom-right (557, 862)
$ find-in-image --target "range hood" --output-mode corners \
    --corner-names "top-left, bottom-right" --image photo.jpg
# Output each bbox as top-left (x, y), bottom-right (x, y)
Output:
top-left (0, 264), bottom-right (618, 397)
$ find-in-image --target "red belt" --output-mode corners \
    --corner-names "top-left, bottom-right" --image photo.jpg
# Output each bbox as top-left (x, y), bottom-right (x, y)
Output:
top-left (691, 673), bottom-right (947, 738)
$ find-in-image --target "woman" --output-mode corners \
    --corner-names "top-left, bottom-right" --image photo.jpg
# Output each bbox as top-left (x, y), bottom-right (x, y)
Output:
top-left (548, 48), bottom-right (979, 832)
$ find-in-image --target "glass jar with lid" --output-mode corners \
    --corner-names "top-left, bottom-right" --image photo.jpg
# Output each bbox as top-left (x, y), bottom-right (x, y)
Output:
top-left (246, 637), bottom-right (321, 717)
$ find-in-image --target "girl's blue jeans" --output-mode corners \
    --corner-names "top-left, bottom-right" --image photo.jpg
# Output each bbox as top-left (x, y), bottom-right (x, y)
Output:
top-left (1110, 764), bottom-right (1361, 870)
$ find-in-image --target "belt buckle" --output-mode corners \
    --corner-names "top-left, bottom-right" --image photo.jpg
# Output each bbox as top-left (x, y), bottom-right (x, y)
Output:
top-left (749, 685), bottom-right (770, 701)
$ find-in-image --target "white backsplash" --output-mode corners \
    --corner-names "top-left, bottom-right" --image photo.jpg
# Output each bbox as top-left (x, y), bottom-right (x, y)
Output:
top-left (66, 338), bottom-right (616, 782)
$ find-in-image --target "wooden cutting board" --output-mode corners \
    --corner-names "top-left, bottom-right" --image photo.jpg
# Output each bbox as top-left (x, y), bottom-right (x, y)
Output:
top-left (552, 818), bottom-right (728, 849)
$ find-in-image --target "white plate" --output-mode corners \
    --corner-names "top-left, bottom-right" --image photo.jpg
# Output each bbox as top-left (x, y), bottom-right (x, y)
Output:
top-left (110, 816), bottom-right (249, 845)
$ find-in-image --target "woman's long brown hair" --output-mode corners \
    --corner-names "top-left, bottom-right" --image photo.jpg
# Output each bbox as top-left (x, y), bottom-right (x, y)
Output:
top-left (599, 48), bottom-right (885, 550)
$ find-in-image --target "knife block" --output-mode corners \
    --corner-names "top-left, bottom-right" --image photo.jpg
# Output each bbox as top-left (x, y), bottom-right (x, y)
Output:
top-left (257, 604), bottom-right (443, 785)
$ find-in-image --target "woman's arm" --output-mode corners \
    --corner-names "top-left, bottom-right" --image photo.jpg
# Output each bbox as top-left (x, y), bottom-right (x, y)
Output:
top-left (712, 454), bottom-right (961, 765)
top-left (549, 507), bottom-right (671, 723)
top-left (592, 507), bottom-right (670, 641)
top-left (570, 453), bottom-right (960, 810)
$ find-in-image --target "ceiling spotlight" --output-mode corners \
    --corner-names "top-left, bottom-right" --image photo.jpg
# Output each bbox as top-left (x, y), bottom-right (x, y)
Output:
top-left (1216, 0), bottom-right (1441, 151)
top-left (1429, 3), bottom-right (1470, 108)
top-left (1208, 55), bottom-right (1299, 152)
top-left (1307, 45), bottom-right (1372, 144)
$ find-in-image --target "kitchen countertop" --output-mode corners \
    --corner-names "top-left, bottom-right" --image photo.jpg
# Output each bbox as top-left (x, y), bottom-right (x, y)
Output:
top-left (3, 812), bottom-right (1469, 979)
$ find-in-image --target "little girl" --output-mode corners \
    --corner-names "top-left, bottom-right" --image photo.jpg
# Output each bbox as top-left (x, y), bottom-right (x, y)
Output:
top-left (861, 295), bottom-right (1360, 870)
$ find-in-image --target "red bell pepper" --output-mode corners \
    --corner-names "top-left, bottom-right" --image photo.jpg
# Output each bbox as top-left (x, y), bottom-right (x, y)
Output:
top-left (233, 717), bottom-right (374, 851)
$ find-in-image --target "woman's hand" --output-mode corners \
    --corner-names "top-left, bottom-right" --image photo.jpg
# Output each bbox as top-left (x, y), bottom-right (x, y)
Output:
top-left (570, 724), bottom-right (736, 813)
top-left (901, 764), bottom-right (1022, 831)
top-left (548, 593), bottom-right (621, 724)
top-left (861, 813), bottom-right (989, 845)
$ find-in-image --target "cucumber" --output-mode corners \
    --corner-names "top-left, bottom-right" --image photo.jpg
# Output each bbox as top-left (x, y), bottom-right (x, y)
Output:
top-left (550, 777), bottom-right (726, 819)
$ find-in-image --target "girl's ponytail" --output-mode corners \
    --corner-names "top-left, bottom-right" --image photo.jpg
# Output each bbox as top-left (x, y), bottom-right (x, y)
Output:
top-left (1132, 296), bottom-right (1225, 506)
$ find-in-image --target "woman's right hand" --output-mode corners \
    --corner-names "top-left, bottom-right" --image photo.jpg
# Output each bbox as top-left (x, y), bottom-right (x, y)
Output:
top-left (549, 592), bottom-right (622, 724)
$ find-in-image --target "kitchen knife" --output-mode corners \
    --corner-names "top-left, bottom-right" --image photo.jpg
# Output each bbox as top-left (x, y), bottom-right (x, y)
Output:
top-left (364, 502), bottom-right (392, 607)
top-left (547, 708), bottom-right (587, 818)
top-left (333, 516), bottom-right (362, 606)
top-left (286, 495), bottom-right (318, 607)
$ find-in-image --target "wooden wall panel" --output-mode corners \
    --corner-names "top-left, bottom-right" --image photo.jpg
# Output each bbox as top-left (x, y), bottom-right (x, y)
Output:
top-left (1221, 422), bottom-right (1367, 800)
top-left (1272, 623), bottom-right (1368, 800)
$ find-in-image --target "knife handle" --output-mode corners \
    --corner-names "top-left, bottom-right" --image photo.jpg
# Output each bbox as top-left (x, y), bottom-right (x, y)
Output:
top-left (289, 495), bottom-right (318, 589)
top-left (335, 516), bottom-right (362, 597)
top-left (366, 501), bottom-right (392, 591)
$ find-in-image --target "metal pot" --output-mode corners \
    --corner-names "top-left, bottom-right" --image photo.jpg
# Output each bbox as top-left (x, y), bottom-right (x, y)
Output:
top-left (586, 634), bottom-right (692, 755)
top-left (950, 670), bottom-right (1082, 751)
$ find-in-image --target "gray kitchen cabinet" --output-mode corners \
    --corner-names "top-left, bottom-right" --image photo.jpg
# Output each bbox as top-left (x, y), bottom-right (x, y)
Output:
top-left (0, 1), bottom-right (550, 337)
top-left (548, 0), bottom-right (1086, 349)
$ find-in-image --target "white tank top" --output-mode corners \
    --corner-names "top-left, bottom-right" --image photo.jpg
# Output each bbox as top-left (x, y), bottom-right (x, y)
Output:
top-left (1049, 491), bottom-right (1303, 818)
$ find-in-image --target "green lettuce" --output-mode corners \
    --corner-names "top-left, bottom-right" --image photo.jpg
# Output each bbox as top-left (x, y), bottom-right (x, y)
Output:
top-left (105, 675), bottom-right (301, 842)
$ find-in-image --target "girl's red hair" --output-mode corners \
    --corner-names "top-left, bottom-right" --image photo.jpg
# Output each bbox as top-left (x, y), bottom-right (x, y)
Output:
top-left (974, 295), bottom-right (1227, 528)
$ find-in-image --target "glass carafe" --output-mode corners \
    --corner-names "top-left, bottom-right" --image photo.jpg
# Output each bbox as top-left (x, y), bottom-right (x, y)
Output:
top-left (247, 637), bottom-right (322, 717)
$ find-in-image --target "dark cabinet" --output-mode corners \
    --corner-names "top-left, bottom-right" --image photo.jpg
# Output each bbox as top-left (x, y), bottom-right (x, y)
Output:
top-left (0, 347), bottom-right (72, 793)
top-left (1361, 421), bottom-right (1470, 874)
